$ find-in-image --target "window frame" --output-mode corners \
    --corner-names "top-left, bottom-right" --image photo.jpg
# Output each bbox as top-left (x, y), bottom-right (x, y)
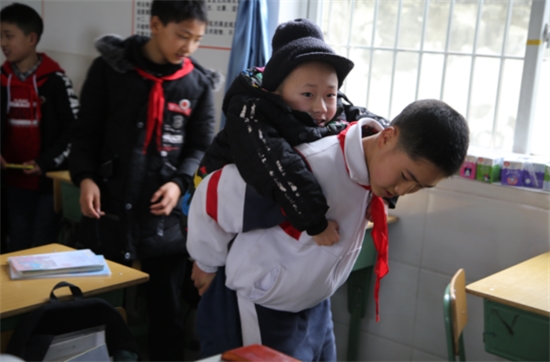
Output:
top-left (307, 0), bottom-right (549, 157)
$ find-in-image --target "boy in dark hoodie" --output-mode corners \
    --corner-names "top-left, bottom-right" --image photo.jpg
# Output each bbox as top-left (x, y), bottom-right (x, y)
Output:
top-left (1, 3), bottom-right (78, 252)
top-left (68, 0), bottom-right (218, 360)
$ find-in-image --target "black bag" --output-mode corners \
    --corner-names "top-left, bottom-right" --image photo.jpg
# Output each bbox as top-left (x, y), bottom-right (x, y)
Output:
top-left (6, 281), bottom-right (140, 361)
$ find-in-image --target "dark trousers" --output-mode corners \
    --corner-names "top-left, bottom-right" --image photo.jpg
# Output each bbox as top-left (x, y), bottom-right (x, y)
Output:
top-left (6, 187), bottom-right (60, 252)
top-left (197, 267), bottom-right (336, 361)
top-left (141, 253), bottom-right (187, 361)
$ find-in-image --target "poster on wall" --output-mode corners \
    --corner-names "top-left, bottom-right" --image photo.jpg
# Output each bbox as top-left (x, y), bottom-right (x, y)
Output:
top-left (133, 0), bottom-right (238, 50)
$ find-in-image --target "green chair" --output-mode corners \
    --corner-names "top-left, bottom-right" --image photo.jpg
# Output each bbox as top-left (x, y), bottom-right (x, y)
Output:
top-left (444, 268), bottom-right (468, 361)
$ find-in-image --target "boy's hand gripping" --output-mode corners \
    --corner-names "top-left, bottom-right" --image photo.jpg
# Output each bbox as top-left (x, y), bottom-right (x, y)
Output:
top-left (150, 181), bottom-right (181, 216)
top-left (312, 220), bottom-right (340, 246)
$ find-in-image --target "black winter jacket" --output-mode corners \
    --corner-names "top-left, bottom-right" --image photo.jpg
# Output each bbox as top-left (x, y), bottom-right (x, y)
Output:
top-left (69, 35), bottom-right (217, 262)
top-left (200, 68), bottom-right (390, 236)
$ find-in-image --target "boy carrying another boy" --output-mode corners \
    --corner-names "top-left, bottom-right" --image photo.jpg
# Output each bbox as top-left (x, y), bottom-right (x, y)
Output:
top-left (69, 0), bottom-right (217, 360)
top-left (183, 19), bottom-right (394, 250)
top-left (187, 21), bottom-right (469, 359)
top-left (1, 3), bottom-right (78, 252)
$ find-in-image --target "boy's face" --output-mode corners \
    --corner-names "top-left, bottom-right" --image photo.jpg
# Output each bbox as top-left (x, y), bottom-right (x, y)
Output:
top-left (368, 127), bottom-right (446, 198)
top-left (274, 62), bottom-right (338, 126)
top-left (0, 22), bottom-right (37, 64)
top-left (150, 16), bottom-right (206, 64)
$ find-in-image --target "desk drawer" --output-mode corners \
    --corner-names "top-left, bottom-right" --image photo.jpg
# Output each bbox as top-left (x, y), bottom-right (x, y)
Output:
top-left (483, 300), bottom-right (549, 361)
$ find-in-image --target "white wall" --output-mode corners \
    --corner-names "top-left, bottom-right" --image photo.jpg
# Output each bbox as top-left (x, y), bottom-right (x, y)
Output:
top-left (4, 1), bottom-right (549, 361)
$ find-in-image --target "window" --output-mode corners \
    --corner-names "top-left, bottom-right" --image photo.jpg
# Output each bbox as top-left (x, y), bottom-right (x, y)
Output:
top-left (309, 0), bottom-right (549, 158)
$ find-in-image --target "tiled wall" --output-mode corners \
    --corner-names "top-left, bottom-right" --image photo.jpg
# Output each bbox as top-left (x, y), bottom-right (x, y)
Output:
top-left (331, 177), bottom-right (549, 361)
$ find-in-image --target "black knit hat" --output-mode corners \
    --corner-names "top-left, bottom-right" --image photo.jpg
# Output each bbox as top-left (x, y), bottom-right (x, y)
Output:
top-left (262, 18), bottom-right (354, 91)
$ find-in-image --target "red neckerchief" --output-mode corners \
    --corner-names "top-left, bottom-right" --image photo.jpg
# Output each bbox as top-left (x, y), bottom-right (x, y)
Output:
top-left (135, 57), bottom-right (194, 154)
top-left (338, 123), bottom-right (389, 322)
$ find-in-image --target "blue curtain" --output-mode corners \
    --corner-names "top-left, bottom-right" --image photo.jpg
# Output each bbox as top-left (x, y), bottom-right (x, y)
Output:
top-left (221, 0), bottom-right (270, 128)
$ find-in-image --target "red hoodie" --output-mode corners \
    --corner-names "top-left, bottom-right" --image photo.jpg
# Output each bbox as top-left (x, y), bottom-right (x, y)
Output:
top-left (1, 53), bottom-right (64, 190)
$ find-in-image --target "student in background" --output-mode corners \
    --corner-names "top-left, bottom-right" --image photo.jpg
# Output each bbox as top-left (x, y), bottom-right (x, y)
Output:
top-left (69, 0), bottom-right (218, 360)
top-left (1, 3), bottom-right (78, 252)
top-left (188, 95), bottom-right (469, 360)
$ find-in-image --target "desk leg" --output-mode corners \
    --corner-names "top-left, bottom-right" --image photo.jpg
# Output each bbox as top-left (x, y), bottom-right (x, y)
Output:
top-left (346, 266), bottom-right (373, 361)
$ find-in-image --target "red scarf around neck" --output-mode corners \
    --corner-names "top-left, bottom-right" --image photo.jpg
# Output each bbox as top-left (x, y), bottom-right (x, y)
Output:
top-left (135, 57), bottom-right (194, 154)
top-left (338, 123), bottom-right (389, 322)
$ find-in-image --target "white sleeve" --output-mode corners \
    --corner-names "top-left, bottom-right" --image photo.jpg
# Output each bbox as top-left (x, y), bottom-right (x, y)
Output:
top-left (187, 164), bottom-right (246, 273)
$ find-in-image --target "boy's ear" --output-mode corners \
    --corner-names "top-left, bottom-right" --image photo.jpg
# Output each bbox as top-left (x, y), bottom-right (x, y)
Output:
top-left (28, 32), bottom-right (38, 47)
top-left (378, 126), bottom-right (398, 147)
top-left (149, 16), bottom-right (163, 35)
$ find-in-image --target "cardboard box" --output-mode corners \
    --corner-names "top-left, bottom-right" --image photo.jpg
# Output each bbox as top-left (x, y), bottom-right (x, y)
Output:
top-left (476, 155), bottom-right (503, 183)
top-left (501, 158), bottom-right (523, 187)
top-left (523, 160), bottom-right (546, 189)
top-left (544, 164), bottom-right (550, 191)
top-left (459, 154), bottom-right (477, 179)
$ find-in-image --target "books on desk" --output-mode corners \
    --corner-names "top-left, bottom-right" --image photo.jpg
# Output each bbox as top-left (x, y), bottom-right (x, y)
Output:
top-left (7, 249), bottom-right (111, 280)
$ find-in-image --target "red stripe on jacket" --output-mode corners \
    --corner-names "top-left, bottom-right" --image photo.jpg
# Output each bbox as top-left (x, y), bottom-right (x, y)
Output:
top-left (206, 169), bottom-right (223, 222)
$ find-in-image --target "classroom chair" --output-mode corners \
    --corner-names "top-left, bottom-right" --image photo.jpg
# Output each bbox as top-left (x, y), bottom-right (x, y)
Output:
top-left (443, 268), bottom-right (468, 361)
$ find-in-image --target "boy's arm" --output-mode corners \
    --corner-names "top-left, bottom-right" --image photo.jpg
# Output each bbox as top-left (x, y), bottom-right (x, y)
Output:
top-left (34, 72), bottom-right (79, 173)
top-left (171, 79), bottom-right (216, 194)
top-left (187, 165), bottom-right (246, 273)
top-left (224, 98), bottom-right (329, 236)
top-left (69, 58), bottom-right (109, 186)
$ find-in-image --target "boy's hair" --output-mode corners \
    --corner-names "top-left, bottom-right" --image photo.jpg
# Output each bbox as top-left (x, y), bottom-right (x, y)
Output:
top-left (0, 3), bottom-right (43, 43)
top-left (391, 99), bottom-right (469, 177)
top-left (151, 0), bottom-right (207, 25)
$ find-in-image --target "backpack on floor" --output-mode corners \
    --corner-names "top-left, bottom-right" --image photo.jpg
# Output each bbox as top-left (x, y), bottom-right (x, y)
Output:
top-left (6, 281), bottom-right (140, 361)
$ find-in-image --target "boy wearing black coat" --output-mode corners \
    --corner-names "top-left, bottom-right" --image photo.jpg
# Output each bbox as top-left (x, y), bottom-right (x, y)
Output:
top-left (69, 1), bottom-right (218, 360)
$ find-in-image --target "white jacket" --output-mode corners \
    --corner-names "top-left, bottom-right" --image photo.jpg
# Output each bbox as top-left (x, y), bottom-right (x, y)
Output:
top-left (188, 118), bottom-right (381, 312)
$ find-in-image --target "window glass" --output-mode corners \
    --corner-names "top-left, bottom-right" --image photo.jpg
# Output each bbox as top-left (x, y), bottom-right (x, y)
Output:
top-left (495, 58), bottom-right (523, 151)
top-left (368, 50), bottom-right (393, 116)
top-left (424, 0), bottom-right (451, 52)
top-left (322, 0), bottom-right (351, 45)
top-left (468, 57), bottom-right (500, 149)
top-left (391, 52), bottom-right (419, 116)
top-left (315, 0), bottom-right (546, 157)
top-left (346, 48), bottom-right (371, 106)
top-left (374, 0), bottom-right (398, 48)
top-left (398, 1), bottom-right (424, 50)
top-left (477, 1), bottom-right (508, 56)
top-left (530, 50), bottom-right (550, 157)
top-left (449, 1), bottom-right (478, 54)
top-left (418, 53), bottom-right (444, 99)
top-left (441, 55), bottom-right (471, 115)
top-left (350, 1), bottom-right (375, 47)
top-left (507, 0), bottom-right (531, 57)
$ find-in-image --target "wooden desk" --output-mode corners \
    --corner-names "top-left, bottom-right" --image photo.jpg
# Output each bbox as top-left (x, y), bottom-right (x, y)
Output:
top-left (0, 244), bottom-right (149, 330)
top-left (466, 252), bottom-right (549, 361)
top-left (346, 215), bottom-right (398, 361)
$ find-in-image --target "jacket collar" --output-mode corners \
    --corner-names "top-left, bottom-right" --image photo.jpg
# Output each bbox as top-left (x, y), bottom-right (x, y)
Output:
top-left (342, 118), bottom-right (384, 187)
